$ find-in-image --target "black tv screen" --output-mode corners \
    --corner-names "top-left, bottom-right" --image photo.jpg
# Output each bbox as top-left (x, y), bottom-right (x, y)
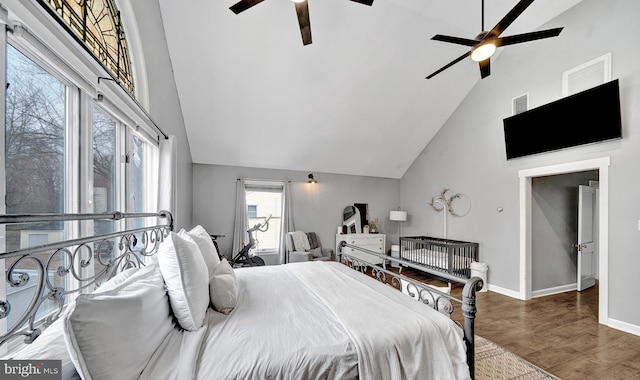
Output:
top-left (503, 79), bottom-right (622, 160)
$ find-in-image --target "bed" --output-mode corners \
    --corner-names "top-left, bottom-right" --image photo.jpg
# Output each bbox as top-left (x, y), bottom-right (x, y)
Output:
top-left (0, 212), bottom-right (483, 379)
top-left (399, 236), bottom-right (479, 280)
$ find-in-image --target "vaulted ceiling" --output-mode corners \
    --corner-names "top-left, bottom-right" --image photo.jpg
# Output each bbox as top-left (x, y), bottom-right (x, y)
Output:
top-left (157, 0), bottom-right (582, 179)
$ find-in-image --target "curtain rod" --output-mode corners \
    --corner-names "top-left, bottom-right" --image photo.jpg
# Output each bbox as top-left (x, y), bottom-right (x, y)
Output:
top-left (237, 178), bottom-right (291, 183)
top-left (33, 0), bottom-right (168, 140)
top-left (98, 76), bottom-right (168, 140)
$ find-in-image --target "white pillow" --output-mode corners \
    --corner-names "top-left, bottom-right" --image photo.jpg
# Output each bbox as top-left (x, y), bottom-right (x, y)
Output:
top-left (209, 258), bottom-right (238, 315)
top-left (94, 266), bottom-right (140, 292)
top-left (179, 225), bottom-right (221, 277)
top-left (158, 231), bottom-right (209, 331)
top-left (63, 263), bottom-right (174, 380)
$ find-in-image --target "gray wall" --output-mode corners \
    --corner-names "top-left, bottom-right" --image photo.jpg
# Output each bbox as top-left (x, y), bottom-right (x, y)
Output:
top-left (531, 171), bottom-right (598, 291)
top-left (131, 0), bottom-right (193, 230)
top-left (192, 164), bottom-right (400, 259)
top-left (401, 0), bottom-right (640, 327)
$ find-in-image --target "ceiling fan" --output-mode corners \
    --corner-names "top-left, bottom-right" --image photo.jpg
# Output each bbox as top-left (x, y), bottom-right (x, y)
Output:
top-left (229, 0), bottom-right (374, 46)
top-left (426, 0), bottom-right (563, 79)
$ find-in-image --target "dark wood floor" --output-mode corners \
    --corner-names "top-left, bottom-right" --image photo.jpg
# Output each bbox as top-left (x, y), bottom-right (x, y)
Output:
top-left (390, 267), bottom-right (640, 380)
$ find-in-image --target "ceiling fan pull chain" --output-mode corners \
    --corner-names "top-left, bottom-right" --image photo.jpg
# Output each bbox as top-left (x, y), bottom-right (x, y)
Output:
top-left (481, 0), bottom-right (484, 31)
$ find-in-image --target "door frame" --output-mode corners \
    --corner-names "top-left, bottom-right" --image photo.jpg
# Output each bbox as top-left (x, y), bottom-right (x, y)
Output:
top-left (518, 157), bottom-right (609, 325)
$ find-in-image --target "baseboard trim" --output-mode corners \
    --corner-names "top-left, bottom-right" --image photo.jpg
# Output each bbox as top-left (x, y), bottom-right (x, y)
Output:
top-left (487, 283), bottom-right (521, 299)
top-left (531, 283), bottom-right (577, 298)
top-left (608, 318), bottom-right (640, 337)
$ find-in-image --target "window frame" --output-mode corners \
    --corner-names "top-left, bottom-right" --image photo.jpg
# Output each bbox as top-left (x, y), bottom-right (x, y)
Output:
top-left (0, 23), bottom-right (159, 350)
top-left (7, 36), bottom-right (82, 218)
top-left (244, 181), bottom-right (285, 255)
top-left (1, 36), bottom-right (81, 352)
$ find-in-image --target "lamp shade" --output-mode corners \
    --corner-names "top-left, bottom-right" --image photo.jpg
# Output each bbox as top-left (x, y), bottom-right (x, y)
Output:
top-left (389, 210), bottom-right (407, 222)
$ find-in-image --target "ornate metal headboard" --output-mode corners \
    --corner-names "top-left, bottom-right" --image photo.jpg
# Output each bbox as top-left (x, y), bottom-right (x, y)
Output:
top-left (0, 211), bottom-right (173, 346)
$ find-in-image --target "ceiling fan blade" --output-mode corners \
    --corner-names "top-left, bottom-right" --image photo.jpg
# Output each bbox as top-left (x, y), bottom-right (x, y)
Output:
top-left (431, 34), bottom-right (478, 47)
top-left (294, 1), bottom-right (312, 45)
top-left (487, 0), bottom-right (534, 37)
top-left (229, 0), bottom-right (266, 14)
top-left (479, 58), bottom-right (491, 79)
top-left (496, 27), bottom-right (564, 47)
top-left (348, 0), bottom-right (374, 5)
top-left (426, 51), bottom-right (471, 79)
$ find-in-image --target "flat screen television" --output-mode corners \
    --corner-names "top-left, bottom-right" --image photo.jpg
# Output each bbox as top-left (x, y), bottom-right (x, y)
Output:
top-left (503, 79), bottom-right (622, 160)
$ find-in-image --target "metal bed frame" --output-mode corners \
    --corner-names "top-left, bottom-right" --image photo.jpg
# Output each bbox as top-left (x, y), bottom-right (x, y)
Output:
top-left (0, 212), bottom-right (480, 378)
top-left (338, 240), bottom-right (483, 380)
top-left (0, 211), bottom-right (173, 346)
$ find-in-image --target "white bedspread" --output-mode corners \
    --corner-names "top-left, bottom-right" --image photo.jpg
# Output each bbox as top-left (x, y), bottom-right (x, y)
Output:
top-left (298, 262), bottom-right (470, 379)
top-left (140, 261), bottom-right (470, 380)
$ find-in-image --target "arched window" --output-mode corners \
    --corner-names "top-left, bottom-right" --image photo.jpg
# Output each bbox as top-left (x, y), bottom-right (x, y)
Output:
top-left (43, 0), bottom-right (135, 95)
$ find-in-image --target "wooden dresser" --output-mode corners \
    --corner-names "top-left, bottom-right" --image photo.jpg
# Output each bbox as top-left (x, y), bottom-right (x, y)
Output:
top-left (335, 233), bottom-right (386, 266)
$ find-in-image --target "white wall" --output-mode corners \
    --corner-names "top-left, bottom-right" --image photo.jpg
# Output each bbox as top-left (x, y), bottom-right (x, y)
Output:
top-left (401, 0), bottom-right (640, 328)
top-left (130, 0), bottom-right (193, 229)
top-left (192, 164), bottom-right (400, 259)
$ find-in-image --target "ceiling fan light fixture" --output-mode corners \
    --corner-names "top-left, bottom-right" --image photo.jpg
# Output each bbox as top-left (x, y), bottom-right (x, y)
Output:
top-left (470, 42), bottom-right (496, 62)
top-left (291, 0), bottom-right (306, 3)
top-left (426, 0), bottom-right (564, 79)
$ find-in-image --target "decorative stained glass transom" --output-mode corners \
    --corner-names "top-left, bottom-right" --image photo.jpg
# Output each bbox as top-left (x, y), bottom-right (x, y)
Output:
top-left (42, 0), bottom-right (135, 95)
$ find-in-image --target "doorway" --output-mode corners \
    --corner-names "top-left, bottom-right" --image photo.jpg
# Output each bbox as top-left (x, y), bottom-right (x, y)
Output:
top-left (518, 157), bottom-right (610, 325)
top-left (530, 171), bottom-right (599, 296)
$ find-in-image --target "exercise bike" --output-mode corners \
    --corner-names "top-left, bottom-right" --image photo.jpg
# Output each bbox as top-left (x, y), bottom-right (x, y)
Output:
top-left (230, 215), bottom-right (271, 268)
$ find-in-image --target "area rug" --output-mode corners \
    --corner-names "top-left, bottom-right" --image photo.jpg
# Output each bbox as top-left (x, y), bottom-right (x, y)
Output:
top-left (475, 336), bottom-right (561, 380)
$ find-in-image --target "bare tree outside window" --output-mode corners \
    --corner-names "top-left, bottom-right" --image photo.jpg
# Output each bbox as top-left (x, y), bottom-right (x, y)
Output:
top-left (4, 45), bottom-right (67, 328)
top-left (5, 45), bottom-right (65, 218)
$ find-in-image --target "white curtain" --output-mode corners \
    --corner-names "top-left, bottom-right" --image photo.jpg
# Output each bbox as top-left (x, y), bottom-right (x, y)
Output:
top-left (157, 136), bottom-right (176, 220)
top-left (279, 181), bottom-right (295, 264)
top-left (232, 178), bottom-right (249, 260)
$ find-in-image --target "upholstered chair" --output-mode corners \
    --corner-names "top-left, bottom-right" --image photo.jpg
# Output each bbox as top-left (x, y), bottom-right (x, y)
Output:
top-left (285, 231), bottom-right (334, 263)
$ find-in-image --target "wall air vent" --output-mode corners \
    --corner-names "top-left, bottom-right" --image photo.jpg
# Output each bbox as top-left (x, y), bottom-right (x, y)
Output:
top-left (563, 53), bottom-right (612, 97)
top-left (512, 93), bottom-right (529, 115)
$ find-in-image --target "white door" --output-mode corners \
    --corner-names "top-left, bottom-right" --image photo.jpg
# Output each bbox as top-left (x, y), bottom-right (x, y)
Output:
top-left (577, 185), bottom-right (597, 291)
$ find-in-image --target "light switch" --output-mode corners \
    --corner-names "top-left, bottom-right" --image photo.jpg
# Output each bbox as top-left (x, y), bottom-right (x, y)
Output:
top-left (638, 220), bottom-right (640, 231)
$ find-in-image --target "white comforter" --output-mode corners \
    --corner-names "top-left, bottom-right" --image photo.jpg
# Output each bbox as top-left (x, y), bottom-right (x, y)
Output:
top-left (140, 261), bottom-right (470, 380)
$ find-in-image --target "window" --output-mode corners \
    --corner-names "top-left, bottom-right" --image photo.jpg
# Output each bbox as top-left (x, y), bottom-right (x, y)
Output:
top-left (245, 183), bottom-right (283, 253)
top-left (5, 45), bottom-right (67, 217)
top-left (4, 44), bottom-right (70, 329)
top-left (92, 106), bottom-right (118, 273)
top-left (42, 0), bottom-right (135, 95)
top-left (1, 38), bottom-right (158, 340)
top-left (127, 133), bottom-right (159, 259)
top-left (93, 107), bottom-right (117, 219)
top-left (27, 234), bottom-right (49, 247)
